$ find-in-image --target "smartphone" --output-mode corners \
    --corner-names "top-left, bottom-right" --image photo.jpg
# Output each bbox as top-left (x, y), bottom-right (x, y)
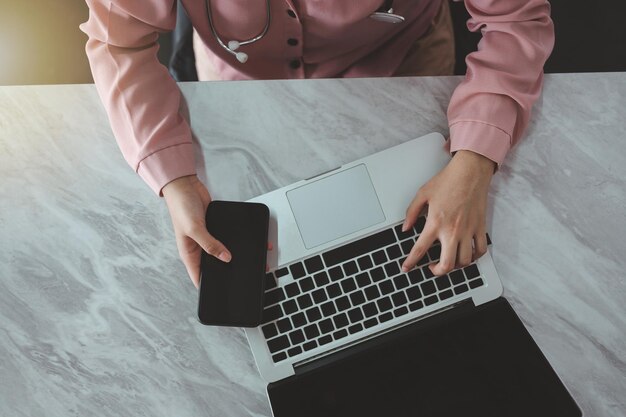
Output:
top-left (198, 200), bottom-right (270, 327)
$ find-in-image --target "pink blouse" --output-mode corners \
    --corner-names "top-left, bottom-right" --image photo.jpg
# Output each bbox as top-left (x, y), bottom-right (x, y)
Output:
top-left (80, 0), bottom-right (554, 196)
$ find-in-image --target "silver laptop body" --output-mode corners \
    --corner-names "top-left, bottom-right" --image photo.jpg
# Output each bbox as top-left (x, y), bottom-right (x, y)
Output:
top-left (245, 132), bottom-right (503, 384)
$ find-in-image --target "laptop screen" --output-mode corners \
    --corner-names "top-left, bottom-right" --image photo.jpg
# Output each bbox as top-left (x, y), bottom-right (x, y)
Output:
top-left (267, 297), bottom-right (581, 417)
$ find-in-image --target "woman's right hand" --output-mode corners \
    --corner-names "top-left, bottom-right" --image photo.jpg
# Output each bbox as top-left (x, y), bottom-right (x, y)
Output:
top-left (162, 175), bottom-right (231, 289)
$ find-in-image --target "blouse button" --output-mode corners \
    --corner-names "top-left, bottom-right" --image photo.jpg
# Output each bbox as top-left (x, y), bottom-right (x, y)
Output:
top-left (287, 38), bottom-right (299, 46)
top-left (289, 60), bottom-right (301, 69)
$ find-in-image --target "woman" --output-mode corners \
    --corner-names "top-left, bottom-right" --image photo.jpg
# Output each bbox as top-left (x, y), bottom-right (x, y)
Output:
top-left (80, 0), bottom-right (554, 288)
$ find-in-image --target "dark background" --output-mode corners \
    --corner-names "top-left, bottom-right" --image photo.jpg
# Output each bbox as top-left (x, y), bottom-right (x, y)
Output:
top-left (1, 0), bottom-right (625, 86)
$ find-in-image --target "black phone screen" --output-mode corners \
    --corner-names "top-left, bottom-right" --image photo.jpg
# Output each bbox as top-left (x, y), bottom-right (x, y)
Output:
top-left (198, 200), bottom-right (269, 327)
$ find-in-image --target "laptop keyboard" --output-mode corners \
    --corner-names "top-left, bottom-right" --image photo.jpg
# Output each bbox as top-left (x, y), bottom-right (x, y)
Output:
top-left (261, 216), bottom-right (485, 363)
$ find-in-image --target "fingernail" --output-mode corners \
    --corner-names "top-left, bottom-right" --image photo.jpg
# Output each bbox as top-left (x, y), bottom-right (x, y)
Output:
top-left (401, 265), bottom-right (408, 272)
top-left (218, 251), bottom-right (231, 262)
top-left (401, 221), bottom-right (407, 232)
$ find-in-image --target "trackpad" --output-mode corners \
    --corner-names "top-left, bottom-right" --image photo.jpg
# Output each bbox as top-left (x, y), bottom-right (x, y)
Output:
top-left (286, 164), bottom-right (385, 249)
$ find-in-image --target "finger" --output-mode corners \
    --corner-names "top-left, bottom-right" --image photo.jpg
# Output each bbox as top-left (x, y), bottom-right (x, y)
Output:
top-left (429, 233), bottom-right (457, 276)
top-left (456, 237), bottom-right (473, 268)
top-left (402, 189), bottom-right (428, 232)
top-left (402, 221), bottom-right (436, 272)
top-left (189, 227), bottom-right (232, 262)
top-left (473, 232), bottom-right (488, 262)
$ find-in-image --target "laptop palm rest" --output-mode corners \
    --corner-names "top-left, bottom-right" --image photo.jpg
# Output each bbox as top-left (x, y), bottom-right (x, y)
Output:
top-left (267, 297), bottom-right (581, 417)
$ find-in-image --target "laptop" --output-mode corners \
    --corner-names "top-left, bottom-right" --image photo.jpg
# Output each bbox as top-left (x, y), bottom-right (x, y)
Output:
top-left (245, 133), bottom-right (581, 416)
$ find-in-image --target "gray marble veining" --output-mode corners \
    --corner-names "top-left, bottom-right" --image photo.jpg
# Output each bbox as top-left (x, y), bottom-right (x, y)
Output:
top-left (0, 73), bottom-right (625, 416)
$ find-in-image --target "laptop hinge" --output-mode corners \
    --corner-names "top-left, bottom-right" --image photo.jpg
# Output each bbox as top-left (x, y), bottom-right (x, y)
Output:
top-left (292, 298), bottom-right (475, 375)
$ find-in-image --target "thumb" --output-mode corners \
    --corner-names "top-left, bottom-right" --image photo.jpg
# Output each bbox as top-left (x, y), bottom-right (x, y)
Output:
top-left (190, 227), bottom-right (232, 262)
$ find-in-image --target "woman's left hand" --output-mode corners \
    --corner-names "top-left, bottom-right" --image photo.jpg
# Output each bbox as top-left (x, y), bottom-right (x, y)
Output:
top-left (401, 150), bottom-right (496, 276)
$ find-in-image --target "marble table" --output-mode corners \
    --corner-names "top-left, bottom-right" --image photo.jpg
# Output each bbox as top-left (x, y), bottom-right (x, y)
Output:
top-left (0, 73), bottom-right (624, 417)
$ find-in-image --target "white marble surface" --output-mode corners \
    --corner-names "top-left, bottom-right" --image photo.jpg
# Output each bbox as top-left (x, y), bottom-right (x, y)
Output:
top-left (0, 73), bottom-right (625, 417)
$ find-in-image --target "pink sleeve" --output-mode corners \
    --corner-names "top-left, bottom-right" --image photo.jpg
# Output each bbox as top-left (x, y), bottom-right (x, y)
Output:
top-left (447, 0), bottom-right (555, 165)
top-left (80, 0), bottom-right (196, 196)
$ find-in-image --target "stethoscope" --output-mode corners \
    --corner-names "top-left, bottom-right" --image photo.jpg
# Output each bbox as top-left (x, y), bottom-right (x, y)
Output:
top-left (205, 0), bottom-right (405, 63)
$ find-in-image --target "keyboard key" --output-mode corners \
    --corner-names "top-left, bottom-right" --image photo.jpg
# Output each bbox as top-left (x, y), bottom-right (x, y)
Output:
top-left (355, 272), bottom-right (370, 288)
top-left (417, 254), bottom-right (429, 266)
top-left (312, 288), bottom-right (327, 304)
top-left (379, 312), bottom-right (393, 323)
top-left (300, 276), bottom-right (315, 292)
top-left (370, 266), bottom-right (386, 282)
top-left (287, 346), bottom-right (302, 357)
top-left (439, 289), bottom-right (453, 300)
top-left (323, 228), bottom-right (396, 267)
top-left (343, 261), bottom-right (358, 276)
top-left (305, 306), bottom-right (322, 322)
top-left (449, 270), bottom-right (465, 285)
top-left (318, 318), bottom-right (334, 334)
top-left (304, 307), bottom-right (322, 323)
top-left (435, 275), bottom-right (451, 291)
top-left (304, 324), bottom-right (320, 339)
top-left (291, 312), bottom-right (306, 328)
top-left (400, 239), bottom-right (414, 255)
top-left (318, 335), bottom-right (333, 346)
top-left (379, 280), bottom-right (394, 295)
top-left (393, 274), bottom-right (409, 290)
top-left (376, 297), bottom-right (393, 312)
top-left (263, 305), bottom-right (283, 323)
top-left (423, 266), bottom-right (434, 279)
top-left (408, 300), bottom-right (424, 311)
top-left (272, 352), bottom-right (287, 362)
top-left (357, 255), bottom-right (373, 271)
top-left (464, 264), bottom-right (480, 279)
top-left (313, 271), bottom-right (330, 287)
top-left (363, 318), bottom-right (378, 329)
top-left (328, 266), bottom-right (344, 281)
top-left (282, 299), bottom-right (298, 315)
top-left (289, 329), bottom-right (305, 345)
top-left (335, 296), bottom-right (351, 312)
top-left (285, 282), bottom-right (300, 298)
top-left (297, 294), bottom-right (313, 309)
top-left (391, 291), bottom-right (408, 307)
top-left (340, 277), bottom-right (357, 293)
top-left (265, 287), bottom-right (285, 306)
top-left (348, 323), bottom-right (363, 334)
top-left (393, 306), bottom-right (409, 317)
top-left (326, 283), bottom-right (342, 298)
top-left (275, 267), bottom-right (289, 278)
top-left (333, 329), bottom-right (348, 340)
top-left (386, 245), bottom-right (402, 260)
top-left (420, 280), bottom-right (436, 296)
top-left (428, 245), bottom-right (441, 261)
top-left (384, 261), bottom-right (400, 277)
top-left (362, 302), bottom-right (378, 317)
top-left (268, 335), bottom-right (290, 353)
top-left (469, 278), bottom-right (484, 289)
top-left (304, 256), bottom-right (324, 274)
top-left (424, 295), bottom-right (438, 306)
top-left (454, 284), bottom-right (469, 295)
top-left (277, 318), bottom-right (293, 333)
top-left (303, 340), bottom-right (317, 352)
top-left (394, 223), bottom-right (414, 240)
top-left (347, 307), bottom-right (364, 323)
top-left (413, 216), bottom-right (426, 234)
top-left (333, 313), bottom-right (349, 329)
top-left (262, 323), bottom-right (278, 339)
top-left (408, 269), bottom-right (424, 284)
top-left (372, 250), bottom-right (387, 265)
top-left (406, 286), bottom-right (422, 301)
top-left (265, 273), bottom-right (277, 290)
top-left (289, 262), bottom-right (306, 279)
top-left (320, 301), bottom-right (337, 317)
top-left (364, 285), bottom-right (381, 301)
top-left (349, 290), bottom-right (366, 306)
